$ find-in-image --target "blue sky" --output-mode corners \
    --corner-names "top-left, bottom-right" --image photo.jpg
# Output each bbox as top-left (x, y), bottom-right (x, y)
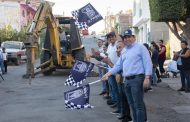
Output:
top-left (47, 0), bottom-right (133, 33)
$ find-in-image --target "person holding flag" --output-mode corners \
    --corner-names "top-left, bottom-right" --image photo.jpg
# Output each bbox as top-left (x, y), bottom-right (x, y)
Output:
top-left (102, 29), bottom-right (152, 122)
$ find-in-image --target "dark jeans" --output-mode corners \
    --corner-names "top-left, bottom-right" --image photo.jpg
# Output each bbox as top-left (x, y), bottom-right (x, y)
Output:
top-left (117, 82), bottom-right (131, 118)
top-left (179, 69), bottom-right (190, 91)
top-left (184, 70), bottom-right (190, 91)
top-left (108, 75), bottom-right (119, 103)
top-left (124, 75), bottom-right (146, 122)
top-left (158, 58), bottom-right (166, 74)
top-left (98, 67), bottom-right (107, 93)
top-left (3, 60), bottom-right (7, 73)
top-left (179, 69), bottom-right (186, 89)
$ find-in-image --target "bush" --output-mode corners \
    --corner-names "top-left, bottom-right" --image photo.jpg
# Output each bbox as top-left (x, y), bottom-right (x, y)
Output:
top-left (149, 0), bottom-right (186, 22)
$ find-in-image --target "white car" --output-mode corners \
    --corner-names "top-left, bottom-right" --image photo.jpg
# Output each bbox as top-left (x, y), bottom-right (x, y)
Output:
top-left (1, 41), bottom-right (27, 65)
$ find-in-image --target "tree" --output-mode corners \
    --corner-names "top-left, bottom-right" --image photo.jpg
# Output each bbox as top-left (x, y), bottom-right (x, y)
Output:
top-left (149, 0), bottom-right (190, 44)
top-left (0, 25), bottom-right (27, 43)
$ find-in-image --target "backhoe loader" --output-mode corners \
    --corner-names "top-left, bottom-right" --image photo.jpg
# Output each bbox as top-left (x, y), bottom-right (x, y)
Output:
top-left (24, 1), bottom-right (86, 78)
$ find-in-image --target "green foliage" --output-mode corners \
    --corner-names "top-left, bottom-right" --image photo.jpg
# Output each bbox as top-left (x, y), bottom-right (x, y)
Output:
top-left (149, 0), bottom-right (187, 22)
top-left (0, 25), bottom-right (27, 44)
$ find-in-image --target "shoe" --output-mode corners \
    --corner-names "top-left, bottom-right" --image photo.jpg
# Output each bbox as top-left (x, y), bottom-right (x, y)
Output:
top-left (104, 96), bottom-right (111, 99)
top-left (107, 100), bottom-right (116, 105)
top-left (121, 116), bottom-right (132, 122)
top-left (110, 103), bottom-right (117, 108)
top-left (99, 91), bottom-right (106, 95)
top-left (157, 79), bottom-right (162, 83)
top-left (178, 88), bottom-right (185, 91)
top-left (117, 114), bottom-right (126, 120)
top-left (110, 110), bottom-right (120, 115)
top-left (147, 87), bottom-right (153, 91)
top-left (144, 87), bottom-right (152, 93)
top-left (107, 99), bottom-right (112, 103)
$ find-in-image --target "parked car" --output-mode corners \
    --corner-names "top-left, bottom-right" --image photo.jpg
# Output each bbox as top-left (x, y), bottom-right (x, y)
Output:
top-left (1, 41), bottom-right (27, 65)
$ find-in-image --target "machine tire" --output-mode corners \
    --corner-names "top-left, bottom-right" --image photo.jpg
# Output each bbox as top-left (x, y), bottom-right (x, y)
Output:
top-left (40, 50), bottom-right (53, 76)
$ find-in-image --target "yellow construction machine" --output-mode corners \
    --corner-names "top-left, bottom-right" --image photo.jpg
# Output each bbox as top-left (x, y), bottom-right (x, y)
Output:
top-left (24, 1), bottom-right (86, 78)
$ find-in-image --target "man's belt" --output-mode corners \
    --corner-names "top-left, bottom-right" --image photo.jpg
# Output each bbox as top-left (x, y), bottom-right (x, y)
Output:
top-left (125, 74), bottom-right (144, 80)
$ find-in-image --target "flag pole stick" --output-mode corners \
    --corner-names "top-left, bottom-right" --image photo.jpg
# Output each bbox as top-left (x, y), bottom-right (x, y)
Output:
top-left (96, 65), bottom-right (109, 70)
top-left (88, 79), bottom-right (101, 85)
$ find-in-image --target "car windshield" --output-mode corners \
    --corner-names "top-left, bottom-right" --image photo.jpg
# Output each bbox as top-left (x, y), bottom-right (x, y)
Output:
top-left (3, 43), bottom-right (21, 49)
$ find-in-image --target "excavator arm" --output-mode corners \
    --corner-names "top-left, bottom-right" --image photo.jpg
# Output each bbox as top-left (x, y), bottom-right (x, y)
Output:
top-left (24, 1), bottom-right (62, 78)
top-left (29, 1), bottom-right (62, 65)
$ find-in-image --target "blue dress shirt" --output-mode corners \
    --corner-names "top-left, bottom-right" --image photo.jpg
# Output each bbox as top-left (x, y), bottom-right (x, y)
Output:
top-left (110, 42), bottom-right (152, 77)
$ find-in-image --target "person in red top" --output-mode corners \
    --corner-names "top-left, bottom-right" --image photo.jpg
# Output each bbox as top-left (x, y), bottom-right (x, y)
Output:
top-left (158, 40), bottom-right (166, 76)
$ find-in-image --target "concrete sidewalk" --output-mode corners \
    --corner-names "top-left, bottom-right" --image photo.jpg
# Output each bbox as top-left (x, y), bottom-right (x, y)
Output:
top-left (162, 76), bottom-right (190, 100)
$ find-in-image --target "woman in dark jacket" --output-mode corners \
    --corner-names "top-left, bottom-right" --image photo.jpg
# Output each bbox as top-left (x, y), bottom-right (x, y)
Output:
top-left (174, 41), bottom-right (190, 92)
top-left (151, 42), bottom-right (159, 85)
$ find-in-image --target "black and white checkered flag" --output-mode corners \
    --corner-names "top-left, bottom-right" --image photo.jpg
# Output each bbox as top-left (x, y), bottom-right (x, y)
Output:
top-left (71, 10), bottom-right (88, 30)
top-left (64, 84), bottom-right (94, 109)
top-left (71, 10), bottom-right (79, 20)
top-left (65, 60), bottom-right (94, 87)
top-left (71, 3), bottom-right (103, 30)
top-left (65, 100), bottom-right (93, 109)
top-left (65, 74), bottom-right (85, 87)
top-left (75, 21), bottom-right (88, 30)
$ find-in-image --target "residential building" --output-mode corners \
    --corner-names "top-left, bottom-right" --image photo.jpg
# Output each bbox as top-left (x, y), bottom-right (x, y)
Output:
top-left (20, 3), bottom-right (36, 27)
top-left (104, 10), bottom-right (132, 35)
top-left (115, 10), bottom-right (132, 34)
top-left (104, 15), bottom-right (116, 33)
top-left (0, 0), bottom-right (21, 31)
top-left (132, 0), bottom-right (182, 59)
top-left (133, 0), bottom-right (169, 43)
top-left (0, 0), bottom-right (40, 31)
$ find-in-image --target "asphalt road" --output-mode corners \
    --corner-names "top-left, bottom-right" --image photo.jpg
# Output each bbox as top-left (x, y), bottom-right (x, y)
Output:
top-left (0, 62), bottom-right (190, 122)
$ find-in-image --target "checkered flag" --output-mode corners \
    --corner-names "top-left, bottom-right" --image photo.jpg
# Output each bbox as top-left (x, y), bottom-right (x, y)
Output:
top-left (64, 84), bottom-right (94, 109)
top-left (65, 74), bottom-right (85, 87)
top-left (65, 60), bottom-right (94, 87)
top-left (71, 3), bottom-right (103, 29)
top-left (75, 21), bottom-right (88, 30)
top-left (65, 100), bottom-right (93, 109)
top-left (71, 10), bottom-right (79, 20)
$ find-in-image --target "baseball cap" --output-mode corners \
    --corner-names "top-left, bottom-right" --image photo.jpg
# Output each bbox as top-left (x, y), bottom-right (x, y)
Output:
top-left (124, 29), bottom-right (133, 37)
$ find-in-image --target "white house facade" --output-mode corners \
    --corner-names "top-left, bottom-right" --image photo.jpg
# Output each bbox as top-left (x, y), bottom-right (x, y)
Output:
top-left (0, 0), bottom-right (21, 31)
top-left (133, 0), bottom-right (169, 44)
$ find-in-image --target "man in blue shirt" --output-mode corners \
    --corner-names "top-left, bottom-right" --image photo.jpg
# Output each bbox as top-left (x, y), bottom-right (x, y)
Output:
top-left (102, 29), bottom-right (152, 122)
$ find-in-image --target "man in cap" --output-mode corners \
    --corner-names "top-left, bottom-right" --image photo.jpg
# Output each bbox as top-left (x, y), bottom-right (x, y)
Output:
top-left (102, 29), bottom-right (152, 122)
top-left (105, 31), bottom-right (120, 112)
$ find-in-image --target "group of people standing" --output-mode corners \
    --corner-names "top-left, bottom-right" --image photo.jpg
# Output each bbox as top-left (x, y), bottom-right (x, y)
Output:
top-left (0, 47), bottom-right (8, 74)
top-left (91, 30), bottom-right (190, 121)
top-left (143, 40), bottom-right (166, 91)
top-left (91, 30), bottom-right (152, 122)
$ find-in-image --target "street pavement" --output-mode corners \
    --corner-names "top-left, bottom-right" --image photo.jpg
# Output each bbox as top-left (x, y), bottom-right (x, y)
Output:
top-left (0, 63), bottom-right (190, 122)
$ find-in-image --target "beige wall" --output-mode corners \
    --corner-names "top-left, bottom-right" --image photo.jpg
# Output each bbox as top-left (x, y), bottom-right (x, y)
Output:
top-left (169, 30), bottom-right (181, 59)
top-left (150, 22), bottom-right (169, 42)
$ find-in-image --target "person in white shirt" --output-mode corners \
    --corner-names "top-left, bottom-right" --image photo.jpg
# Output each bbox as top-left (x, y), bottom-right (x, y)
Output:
top-left (2, 48), bottom-right (7, 73)
top-left (105, 32), bottom-right (120, 112)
